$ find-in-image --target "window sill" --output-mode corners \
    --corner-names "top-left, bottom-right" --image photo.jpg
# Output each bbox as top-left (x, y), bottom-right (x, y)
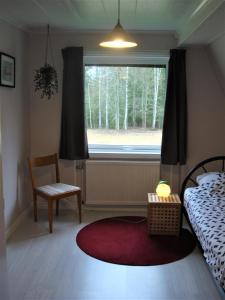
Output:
top-left (88, 151), bottom-right (160, 160)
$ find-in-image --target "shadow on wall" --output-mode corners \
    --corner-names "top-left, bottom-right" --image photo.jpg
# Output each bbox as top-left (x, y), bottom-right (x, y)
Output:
top-left (6, 161), bottom-right (31, 231)
top-left (160, 164), bottom-right (181, 194)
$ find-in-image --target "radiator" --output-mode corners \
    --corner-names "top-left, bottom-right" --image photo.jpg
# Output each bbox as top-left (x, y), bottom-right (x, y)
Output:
top-left (85, 160), bottom-right (160, 205)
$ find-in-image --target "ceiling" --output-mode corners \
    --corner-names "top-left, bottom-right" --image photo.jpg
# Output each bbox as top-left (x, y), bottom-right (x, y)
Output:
top-left (0, 0), bottom-right (203, 31)
top-left (0, 0), bottom-right (224, 44)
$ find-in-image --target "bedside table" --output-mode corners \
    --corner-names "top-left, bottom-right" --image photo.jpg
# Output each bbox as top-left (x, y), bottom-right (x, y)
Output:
top-left (147, 193), bottom-right (181, 236)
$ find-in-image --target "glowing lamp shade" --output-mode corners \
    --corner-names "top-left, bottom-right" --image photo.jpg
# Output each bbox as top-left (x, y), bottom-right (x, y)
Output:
top-left (99, 0), bottom-right (137, 49)
top-left (99, 22), bottom-right (137, 48)
top-left (156, 180), bottom-right (171, 197)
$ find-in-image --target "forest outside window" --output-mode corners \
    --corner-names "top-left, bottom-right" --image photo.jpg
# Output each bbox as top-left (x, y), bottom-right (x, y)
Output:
top-left (84, 63), bottom-right (167, 158)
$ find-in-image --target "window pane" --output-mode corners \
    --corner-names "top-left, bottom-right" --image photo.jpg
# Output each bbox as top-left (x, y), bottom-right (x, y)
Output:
top-left (85, 65), bottom-right (167, 154)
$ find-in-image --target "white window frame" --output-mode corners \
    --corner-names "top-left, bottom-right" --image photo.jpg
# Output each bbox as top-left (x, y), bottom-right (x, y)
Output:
top-left (84, 52), bottom-right (169, 159)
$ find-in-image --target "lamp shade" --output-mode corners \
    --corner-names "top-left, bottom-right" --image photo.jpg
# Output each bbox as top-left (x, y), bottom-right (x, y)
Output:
top-left (156, 180), bottom-right (171, 197)
top-left (99, 21), bottom-right (137, 48)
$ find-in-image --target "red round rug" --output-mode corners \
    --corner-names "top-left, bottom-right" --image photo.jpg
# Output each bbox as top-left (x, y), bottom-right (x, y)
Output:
top-left (76, 216), bottom-right (196, 266)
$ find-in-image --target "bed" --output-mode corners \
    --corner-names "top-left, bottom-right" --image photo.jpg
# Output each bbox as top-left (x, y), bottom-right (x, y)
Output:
top-left (180, 156), bottom-right (225, 290)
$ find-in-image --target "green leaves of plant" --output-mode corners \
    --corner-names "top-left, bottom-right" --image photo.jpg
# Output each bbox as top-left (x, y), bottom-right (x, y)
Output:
top-left (34, 63), bottom-right (58, 100)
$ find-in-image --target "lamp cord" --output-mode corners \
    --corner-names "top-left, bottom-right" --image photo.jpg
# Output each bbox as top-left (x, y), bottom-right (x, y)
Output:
top-left (110, 216), bottom-right (146, 224)
top-left (118, 0), bottom-right (120, 23)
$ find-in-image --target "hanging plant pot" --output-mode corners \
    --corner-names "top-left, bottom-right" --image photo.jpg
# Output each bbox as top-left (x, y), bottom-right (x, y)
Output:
top-left (34, 25), bottom-right (58, 100)
top-left (34, 63), bottom-right (58, 99)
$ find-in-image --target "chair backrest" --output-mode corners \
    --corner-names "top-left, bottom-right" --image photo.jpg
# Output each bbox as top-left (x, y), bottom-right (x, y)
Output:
top-left (28, 153), bottom-right (60, 190)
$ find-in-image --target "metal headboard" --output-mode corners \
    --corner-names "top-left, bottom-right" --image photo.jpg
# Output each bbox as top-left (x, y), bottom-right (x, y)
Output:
top-left (180, 155), bottom-right (225, 203)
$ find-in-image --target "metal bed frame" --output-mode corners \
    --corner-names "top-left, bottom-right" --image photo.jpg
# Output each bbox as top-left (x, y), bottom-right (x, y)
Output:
top-left (180, 155), bottom-right (225, 251)
top-left (180, 156), bottom-right (225, 295)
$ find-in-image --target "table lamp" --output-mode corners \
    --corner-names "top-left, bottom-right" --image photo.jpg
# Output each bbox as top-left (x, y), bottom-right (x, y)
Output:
top-left (156, 180), bottom-right (171, 197)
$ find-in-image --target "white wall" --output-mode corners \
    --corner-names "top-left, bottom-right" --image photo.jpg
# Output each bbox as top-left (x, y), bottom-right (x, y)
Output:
top-left (0, 21), bottom-right (29, 229)
top-left (208, 33), bottom-right (225, 94)
top-left (28, 31), bottom-right (225, 196)
top-left (28, 31), bottom-right (177, 190)
top-left (179, 46), bottom-right (225, 183)
top-left (0, 109), bottom-right (9, 299)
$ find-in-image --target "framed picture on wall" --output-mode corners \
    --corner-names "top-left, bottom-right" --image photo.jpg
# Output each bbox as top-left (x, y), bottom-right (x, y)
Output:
top-left (0, 52), bottom-right (15, 88)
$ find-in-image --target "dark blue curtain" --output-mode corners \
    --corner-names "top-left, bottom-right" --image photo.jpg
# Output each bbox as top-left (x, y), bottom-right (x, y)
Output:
top-left (59, 47), bottom-right (89, 160)
top-left (161, 49), bottom-right (187, 165)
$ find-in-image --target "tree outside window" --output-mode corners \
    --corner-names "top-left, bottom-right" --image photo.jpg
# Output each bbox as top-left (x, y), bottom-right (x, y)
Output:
top-left (85, 65), bottom-right (167, 154)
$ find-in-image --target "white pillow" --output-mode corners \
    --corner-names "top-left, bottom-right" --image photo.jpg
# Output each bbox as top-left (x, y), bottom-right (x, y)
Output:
top-left (196, 172), bottom-right (222, 185)
top-left (196, 172), bottom-right (225, 197)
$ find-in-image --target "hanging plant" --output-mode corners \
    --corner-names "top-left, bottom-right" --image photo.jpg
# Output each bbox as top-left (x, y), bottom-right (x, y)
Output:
top-left (34, 25), bottom-right (58, 100)
top-left (34, 64), bottom-right (58, 99)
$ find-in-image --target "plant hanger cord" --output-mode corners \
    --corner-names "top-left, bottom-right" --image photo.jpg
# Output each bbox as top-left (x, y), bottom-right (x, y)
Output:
top-left (44, 25), bottom-right (55, 67)
top-left (34, 23), bottom-right (58, 99)
top-left (44, 24), bottom-right (49, 65)
top-left (49, 27), bottom-right (55, 67)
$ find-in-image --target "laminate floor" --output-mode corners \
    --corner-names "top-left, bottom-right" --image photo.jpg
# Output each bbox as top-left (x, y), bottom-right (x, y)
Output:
top-left (6, 209), bottom-right (224, 300)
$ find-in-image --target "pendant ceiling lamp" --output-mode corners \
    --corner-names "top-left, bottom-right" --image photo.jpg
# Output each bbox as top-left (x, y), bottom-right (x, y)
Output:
top-left (99, 0), bottom-right (137, 48)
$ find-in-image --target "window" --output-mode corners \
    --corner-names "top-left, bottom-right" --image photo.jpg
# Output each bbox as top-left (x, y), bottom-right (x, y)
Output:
top-left (84, 55), bottom-right (168, 158)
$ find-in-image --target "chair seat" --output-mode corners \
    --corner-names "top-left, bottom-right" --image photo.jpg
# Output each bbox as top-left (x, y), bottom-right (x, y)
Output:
top-left (36, 183), bottom-right (80, 196)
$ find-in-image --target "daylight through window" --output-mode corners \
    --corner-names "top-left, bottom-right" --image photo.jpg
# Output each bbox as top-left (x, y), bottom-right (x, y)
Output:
top-left (85, 64), bottom-right (167, 156)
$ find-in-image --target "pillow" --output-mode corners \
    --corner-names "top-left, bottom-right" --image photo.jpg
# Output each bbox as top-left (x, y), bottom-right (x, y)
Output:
top-left (196, 172), bottom-right (225, 197)
top-left (196, 172), bottom-right (223, 185)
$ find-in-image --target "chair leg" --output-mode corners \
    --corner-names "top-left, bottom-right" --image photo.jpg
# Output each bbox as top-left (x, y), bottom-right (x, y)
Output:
top-left (48, 200), bottom-right (53, 233)
top-left (33, 192), bottom-right (38, 222)
top-left (77, 191), bottom-right (82, 223)
top-left (56, 200), bottom-right (59, 216)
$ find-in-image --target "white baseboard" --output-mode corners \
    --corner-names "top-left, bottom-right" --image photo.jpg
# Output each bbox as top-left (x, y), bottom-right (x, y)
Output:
top-left (6, 205), bottom-right (31, 240)
top-left (5, 203), bottom-right (147, 240)
top-left (84, 204), bottom-right (147, 213)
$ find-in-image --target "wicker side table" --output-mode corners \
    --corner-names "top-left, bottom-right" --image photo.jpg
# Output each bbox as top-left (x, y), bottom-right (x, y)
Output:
top-left (147, 193), bottom-right (181, 236)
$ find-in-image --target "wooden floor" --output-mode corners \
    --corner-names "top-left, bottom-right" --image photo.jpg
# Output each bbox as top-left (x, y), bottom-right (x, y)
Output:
top-left (6, 209), bottom-right (224, 300)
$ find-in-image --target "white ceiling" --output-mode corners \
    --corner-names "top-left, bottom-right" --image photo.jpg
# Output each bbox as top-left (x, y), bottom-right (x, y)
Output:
top-left (0, 0), bottom-right (204, 31)
top-left (0, 0), bottom-right (224, 44)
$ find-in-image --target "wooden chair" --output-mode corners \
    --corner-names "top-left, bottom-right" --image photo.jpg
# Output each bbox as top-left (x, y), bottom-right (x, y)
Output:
top-left (28, 153), bottom-right (82, 233)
